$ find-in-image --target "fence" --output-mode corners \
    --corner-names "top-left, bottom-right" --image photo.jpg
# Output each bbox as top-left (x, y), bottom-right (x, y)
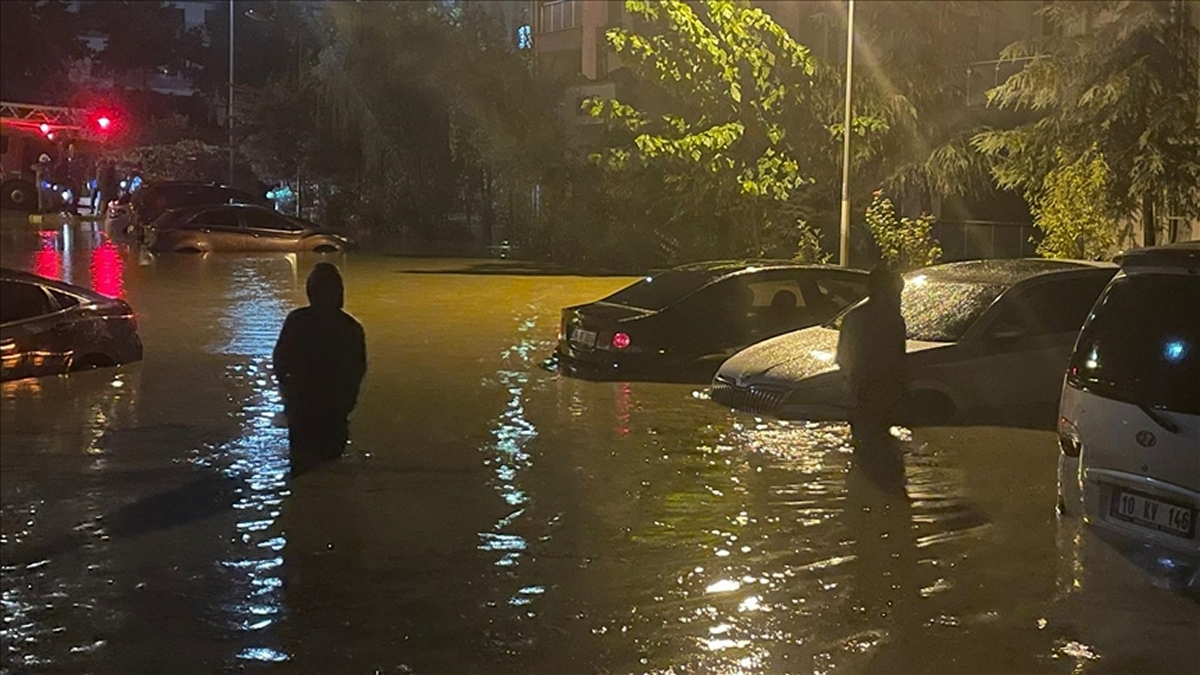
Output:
top-left (933, 220), bottom-right (1039, 261)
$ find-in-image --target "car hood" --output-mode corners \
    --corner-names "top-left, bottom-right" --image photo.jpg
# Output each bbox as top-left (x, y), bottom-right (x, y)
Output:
top-left (716, 325), bottom-right (949, 386)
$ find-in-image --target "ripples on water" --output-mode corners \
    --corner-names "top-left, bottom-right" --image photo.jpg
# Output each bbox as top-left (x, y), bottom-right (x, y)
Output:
top-left (1, 223), bottom-right (1197, 673)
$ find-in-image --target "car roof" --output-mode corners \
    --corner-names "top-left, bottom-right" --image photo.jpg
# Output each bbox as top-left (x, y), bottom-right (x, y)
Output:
top-left (907, 258), bottom-right (1116, 286)
top-left (0, 268), bottom-right (112, 303)
top-left (1115, 241), bottom-right (1200, 271)
top-left (662, 259), bottom-right (867, 281)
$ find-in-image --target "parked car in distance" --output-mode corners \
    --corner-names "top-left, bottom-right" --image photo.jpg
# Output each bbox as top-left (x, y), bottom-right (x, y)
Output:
top-left (1, 268), bottom-right (143, 382)
top-left (1057, 242), bottom-right (1199, 563)
top-left (711, 259), bottom-right (1117, 424)
top-left (124, 181), bottom-right (268, 238)
top-left (553, 261), bottom-right (869, 382)
top-left (145, 203), bottom-right (356, 253)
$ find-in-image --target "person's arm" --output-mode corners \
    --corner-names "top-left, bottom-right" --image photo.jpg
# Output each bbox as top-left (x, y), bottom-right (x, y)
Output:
top-left (836, 310), bottom-right (859, 383)
top-left (348, 321), bottom-right (367, 411)
top-left (273, 313), bottom-right (297, 401)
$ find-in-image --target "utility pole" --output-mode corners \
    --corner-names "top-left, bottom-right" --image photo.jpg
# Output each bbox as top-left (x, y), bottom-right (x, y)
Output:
top-left (228, 0), bottom-right (235, 186)
top-left (838, 0), bottom-right (855, 267)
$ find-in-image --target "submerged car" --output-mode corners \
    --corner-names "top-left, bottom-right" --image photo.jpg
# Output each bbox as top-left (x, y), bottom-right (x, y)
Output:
top-left (145, 203), bottom-right (355, 253)
top-left (711, 259), bottom-right (1117, 423)
top-left (126, 181), bottom-right (268, 237)
top-left (1, 268), bottom-right (143, 381)
top-left (554, 261), bottom-right (869, 381)
top-left (1057, 242), bottom-right (1199, 562)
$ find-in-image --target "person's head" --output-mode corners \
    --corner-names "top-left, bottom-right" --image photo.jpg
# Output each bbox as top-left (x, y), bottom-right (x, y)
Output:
top-left (306, 262), bottom-right (344, 310)
top-left (868, 267), bottom-right (902, 305)
top-left (38, 154), bottom-right (51, 164)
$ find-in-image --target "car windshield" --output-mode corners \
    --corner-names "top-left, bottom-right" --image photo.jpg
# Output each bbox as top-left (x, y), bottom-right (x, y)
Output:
top-left (1069, 274), bottom-right (1198, 415)
top-left (828, 278), bottom-right (1006, 342)
top-left (601, 270), bottom-right (716, 311)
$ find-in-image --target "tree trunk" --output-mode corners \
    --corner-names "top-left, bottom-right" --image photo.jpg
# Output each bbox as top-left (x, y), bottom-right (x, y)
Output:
top-left (1142, 193), bottom-right (1156, 247)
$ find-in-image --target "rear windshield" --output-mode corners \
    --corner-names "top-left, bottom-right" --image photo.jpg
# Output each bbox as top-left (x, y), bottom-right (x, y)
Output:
top-left (1068, 274), bottom-right (1199, 415)
top-left (828, 278), bottom-right (1006, 342)
top-left (601, 270), bottom-right (716, 311)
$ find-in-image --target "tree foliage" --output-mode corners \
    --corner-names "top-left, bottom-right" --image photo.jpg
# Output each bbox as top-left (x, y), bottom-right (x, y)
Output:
top-left (973, 1), bottom-right (1200, 245)
top-left (1030, 149), bottom-right (1117, 260)
top-left (864, 190), bottom-right (941, 271)
top-left (0, 1), bottom-right (86, 102)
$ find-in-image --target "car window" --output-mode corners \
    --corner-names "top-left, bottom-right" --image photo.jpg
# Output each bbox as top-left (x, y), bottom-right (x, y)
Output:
top-left (48, 289), bottom-right (81, 310)
top-left (988, 274), bottom-right (1113, 337)
top-left (190, 207), bottom-right (243, 227)
top-left (816, 277), bottom-right (868, 311)
top-left (830, 278), bottom-right (1007, 342)
top-left (1068, 274), bottom-right (1198, 415)
top-left (0, 280), bottom-right (54, 324)
top-left (745, 279), bottom-right (807, 308)
top-left (602, 270), bottom-right (715, 311)
top-left (242, 208), bottom-right (300, 231)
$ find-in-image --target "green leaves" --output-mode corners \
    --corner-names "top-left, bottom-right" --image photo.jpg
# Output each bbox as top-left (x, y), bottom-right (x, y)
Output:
top-left (974, 0), bottom-right (1200, 243)
top-left (1030, 149), bottom-right (1118, 260)
top-left (865, 191), bottom-right (942, 271)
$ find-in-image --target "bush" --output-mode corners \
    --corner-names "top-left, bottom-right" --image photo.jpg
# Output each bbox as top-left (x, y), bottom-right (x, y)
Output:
top-left (864, 190), bottom-right (942, 270)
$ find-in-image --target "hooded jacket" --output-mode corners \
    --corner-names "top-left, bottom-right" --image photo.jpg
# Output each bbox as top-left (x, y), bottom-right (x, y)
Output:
top-left (273, 263), bottom-right (367, 418)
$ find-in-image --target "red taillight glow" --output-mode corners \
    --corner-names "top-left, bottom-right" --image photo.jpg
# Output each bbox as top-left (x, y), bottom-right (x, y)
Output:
top-left (612, 332), bottom-right (631, 350)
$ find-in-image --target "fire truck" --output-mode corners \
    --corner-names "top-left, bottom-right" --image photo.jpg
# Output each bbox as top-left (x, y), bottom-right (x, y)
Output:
top-left (1, 101), bottom-right (119, 211)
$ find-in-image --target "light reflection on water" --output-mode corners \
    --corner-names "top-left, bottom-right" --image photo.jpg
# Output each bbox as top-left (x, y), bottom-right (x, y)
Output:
top-left (203, 261), bottom-right (294, 665)
top-left (1, 225), bottom-right (1196, 673)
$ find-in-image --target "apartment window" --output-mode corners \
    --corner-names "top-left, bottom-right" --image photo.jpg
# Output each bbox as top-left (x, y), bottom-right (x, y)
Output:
top-left (539, 1), bottom-right (581, 33)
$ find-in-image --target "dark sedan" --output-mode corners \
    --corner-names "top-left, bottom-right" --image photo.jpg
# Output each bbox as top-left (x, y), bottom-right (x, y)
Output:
top-left (553, 261), bottom-right (869, 382)
top-left (1, 269), bottom-right (143, 382)
top-left (145, 204), bottom-right (355, 253)
top-left (711, 259), bottom-right (1117, 424)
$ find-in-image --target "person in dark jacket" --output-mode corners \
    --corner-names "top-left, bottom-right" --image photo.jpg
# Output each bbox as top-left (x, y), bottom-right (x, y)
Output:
top-left (96, 160), bottom-right (119, 215)
top-left (836, 267), bottom-right (906, 436)
top-left (273, 263), bottom-right (367, 474)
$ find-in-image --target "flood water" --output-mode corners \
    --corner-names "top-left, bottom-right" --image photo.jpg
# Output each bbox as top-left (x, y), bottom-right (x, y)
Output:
top-left (2, 217), bottom-right (1197, 674)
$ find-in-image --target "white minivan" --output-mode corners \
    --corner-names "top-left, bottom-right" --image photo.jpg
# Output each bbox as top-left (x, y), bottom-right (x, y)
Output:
top-left (1057, 241), bottom-right (1200, 563)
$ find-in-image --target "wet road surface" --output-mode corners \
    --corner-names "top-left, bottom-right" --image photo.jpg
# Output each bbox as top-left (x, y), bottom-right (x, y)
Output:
top-left (2, 216), bottom-right (1198, 673)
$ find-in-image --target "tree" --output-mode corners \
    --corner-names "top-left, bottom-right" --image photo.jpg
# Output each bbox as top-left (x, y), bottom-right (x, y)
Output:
top-left (588, 0), bottom-right (893, 258)
top-left (79, 1), bottom-right (200, 89)
top-left (973, 1), bottom-right (1200, 247)
top-left (0, 1), bottom-right (86, 103)
top-left (1029, 149), bottom-right (1117, 260)
top-left (863, 190), bottom-right (941, 270)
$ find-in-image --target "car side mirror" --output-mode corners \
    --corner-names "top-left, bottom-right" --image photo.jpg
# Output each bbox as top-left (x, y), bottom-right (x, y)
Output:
top-left (988, 322), bottom-right (1026, 341)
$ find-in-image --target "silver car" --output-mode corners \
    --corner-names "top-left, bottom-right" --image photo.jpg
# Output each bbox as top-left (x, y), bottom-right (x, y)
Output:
top-left (711, 259), bottom-right (1116, 425)
top-left (145, 204), bottom-right (355, 253)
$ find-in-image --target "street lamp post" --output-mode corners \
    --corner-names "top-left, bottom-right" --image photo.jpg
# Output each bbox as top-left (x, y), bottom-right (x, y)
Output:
top-left (838, 0), bottom-right (855, 267)
top-left (228, 0), bottom-right (235, 186)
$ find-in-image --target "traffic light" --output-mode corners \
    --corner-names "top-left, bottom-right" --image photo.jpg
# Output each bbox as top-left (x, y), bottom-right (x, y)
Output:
top-left (87, 109), bottom-right (120, 137)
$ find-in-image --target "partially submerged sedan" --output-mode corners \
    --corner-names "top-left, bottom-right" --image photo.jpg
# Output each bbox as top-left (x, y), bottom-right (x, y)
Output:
top-left (1, 268), bottom-right (143, 381)
top-left (711, 259), bottom-right (1117, 424)
top-left (554, 261), bottom-right (869, 381)
top-left (145, 204), bottom-right (355, 253)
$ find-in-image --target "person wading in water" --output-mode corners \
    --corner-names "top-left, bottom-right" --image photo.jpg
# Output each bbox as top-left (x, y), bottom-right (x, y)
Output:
top-left (273, 262), bottom-right (367, 475)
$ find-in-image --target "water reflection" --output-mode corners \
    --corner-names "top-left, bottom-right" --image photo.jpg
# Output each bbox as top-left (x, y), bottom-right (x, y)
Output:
top-left (479, 312), bottom-right (540, 601)
top-left (201, 260), bottom-right (295, 665)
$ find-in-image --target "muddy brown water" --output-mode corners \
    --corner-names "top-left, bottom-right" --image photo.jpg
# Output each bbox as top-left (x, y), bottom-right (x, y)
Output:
top-left (1, 217), bottom-right (1196, 674)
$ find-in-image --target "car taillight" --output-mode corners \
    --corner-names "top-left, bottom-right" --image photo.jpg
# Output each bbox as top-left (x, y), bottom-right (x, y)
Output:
top-left (1058, 417), bottom-right (1082, 458)
top-left (612, 332), bottom-right (631, 350)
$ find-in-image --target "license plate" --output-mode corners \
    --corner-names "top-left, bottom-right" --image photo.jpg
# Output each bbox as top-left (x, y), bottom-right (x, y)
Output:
top-left (1109, 488), bottom-right (1196, 539)
top-left (570, 327), bottom-right (597, 348)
